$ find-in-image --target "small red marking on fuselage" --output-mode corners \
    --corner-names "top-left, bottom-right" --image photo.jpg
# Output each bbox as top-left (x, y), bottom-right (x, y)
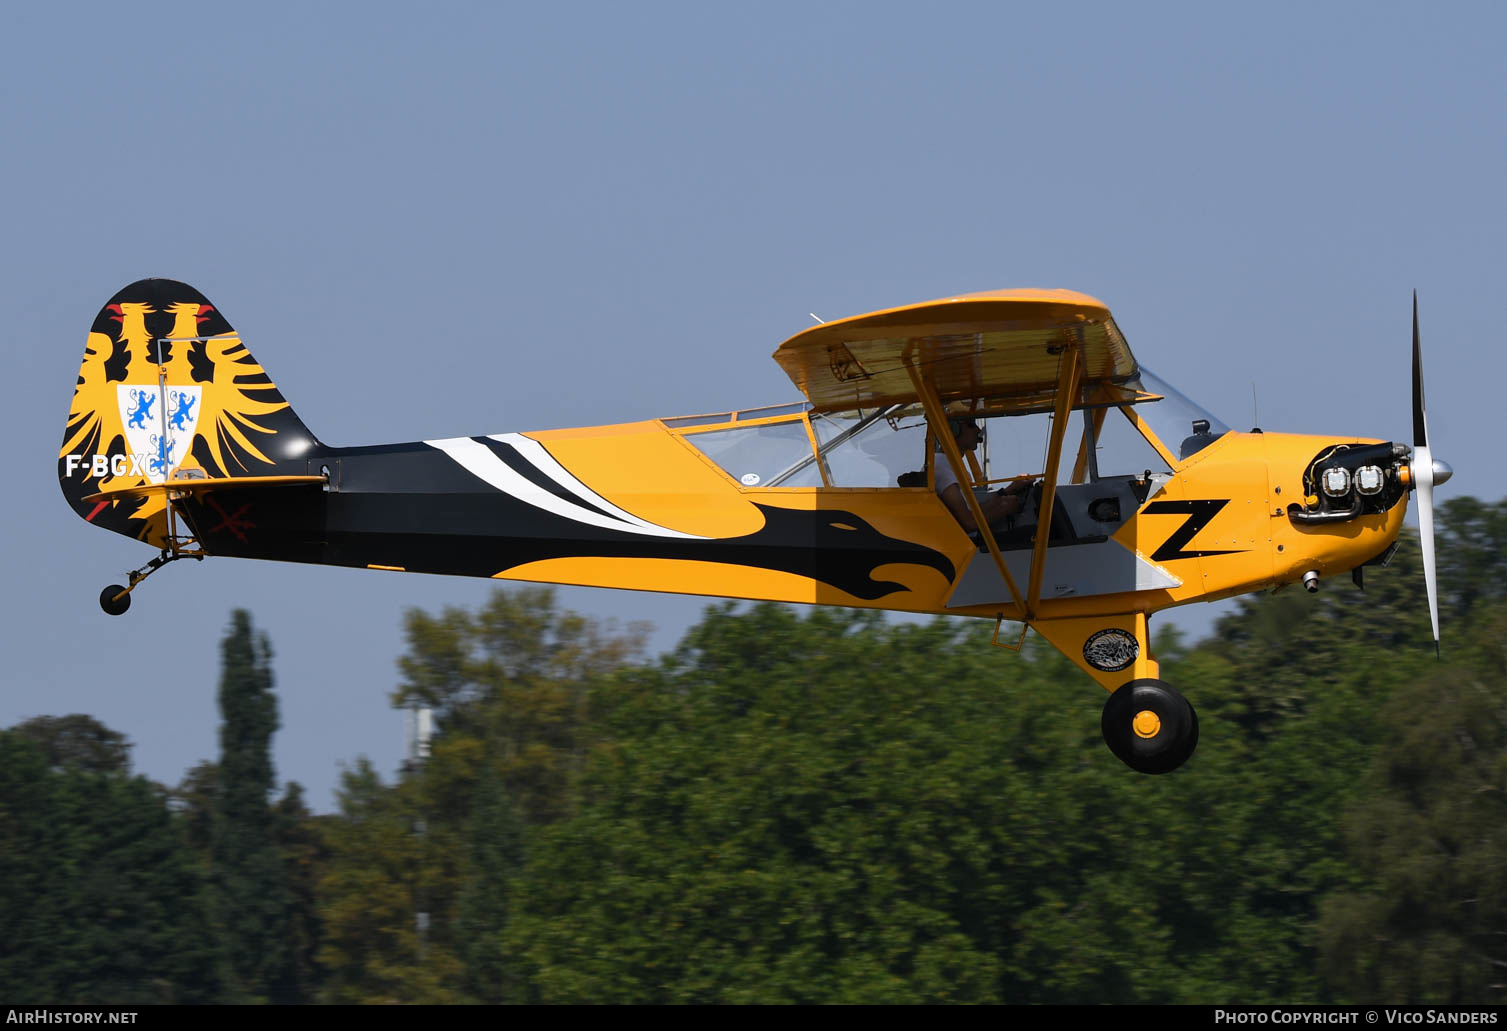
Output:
top-left (85, 501), bottom-right (108, 522)
top-left (206, 495), bottom-right (255, 543)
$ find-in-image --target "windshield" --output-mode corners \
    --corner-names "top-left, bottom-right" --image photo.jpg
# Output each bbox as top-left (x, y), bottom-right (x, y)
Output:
top-left (1128, 367), bottom-right (1231, 460)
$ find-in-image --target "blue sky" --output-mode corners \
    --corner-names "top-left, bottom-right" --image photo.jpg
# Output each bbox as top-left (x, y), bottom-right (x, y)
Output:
top-left (6, 2), bottom-right (1502, 809)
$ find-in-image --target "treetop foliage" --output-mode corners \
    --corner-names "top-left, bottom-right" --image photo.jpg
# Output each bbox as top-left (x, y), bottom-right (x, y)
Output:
top-left (11, 714), bottom-right (132, 775)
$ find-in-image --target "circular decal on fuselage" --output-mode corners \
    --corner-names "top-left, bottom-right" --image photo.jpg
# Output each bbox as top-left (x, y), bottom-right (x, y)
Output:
top-left (1083, 628), bottom-right (1139, 673)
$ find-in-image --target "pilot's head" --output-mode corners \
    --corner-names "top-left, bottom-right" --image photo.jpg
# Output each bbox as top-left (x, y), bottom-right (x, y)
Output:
top-left (946, 416), bottom-right (983, 451)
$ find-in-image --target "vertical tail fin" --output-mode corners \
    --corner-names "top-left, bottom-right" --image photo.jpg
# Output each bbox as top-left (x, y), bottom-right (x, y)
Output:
top-left (59, 278), bottom-right (319, 548)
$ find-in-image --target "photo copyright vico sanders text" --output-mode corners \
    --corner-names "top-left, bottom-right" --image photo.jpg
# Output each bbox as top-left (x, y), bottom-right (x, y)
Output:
top-left (1216, 1014), bottom-right (1498, 1025)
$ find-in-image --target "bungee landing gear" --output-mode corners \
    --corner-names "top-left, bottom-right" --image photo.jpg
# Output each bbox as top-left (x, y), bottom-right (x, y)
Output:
top-left (97, 548), bottom-right (204, 615)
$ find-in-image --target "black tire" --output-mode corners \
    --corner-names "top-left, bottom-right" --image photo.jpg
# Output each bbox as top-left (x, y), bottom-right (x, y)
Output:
top-left (1101, 678), bottom-right (1198, 774)
top-left (99, 584), bottom-right (131, 616)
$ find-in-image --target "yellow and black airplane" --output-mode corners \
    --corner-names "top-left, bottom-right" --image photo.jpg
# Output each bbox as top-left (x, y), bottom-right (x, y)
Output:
top-left (59, 279), bottom-right (1450, 773)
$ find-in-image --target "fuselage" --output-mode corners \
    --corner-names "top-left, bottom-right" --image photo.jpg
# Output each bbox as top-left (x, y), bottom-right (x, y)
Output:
top-left (171, 414), bottom-right (1410, 627)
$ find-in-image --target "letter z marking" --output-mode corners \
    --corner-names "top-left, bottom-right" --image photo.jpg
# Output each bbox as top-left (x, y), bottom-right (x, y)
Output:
top-left (1143, 499), bottom-right (1243, 562)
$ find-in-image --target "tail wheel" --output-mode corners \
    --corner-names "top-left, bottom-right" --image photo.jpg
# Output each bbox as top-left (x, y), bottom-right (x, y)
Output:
top-left (1101, 678), bottom-right (1198, 774)
top-left (99, 584), bottom-right (131, 616)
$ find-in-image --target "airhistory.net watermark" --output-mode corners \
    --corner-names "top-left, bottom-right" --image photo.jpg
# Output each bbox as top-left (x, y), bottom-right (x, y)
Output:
top-left (5, 1013), bottom-right (136, 1025)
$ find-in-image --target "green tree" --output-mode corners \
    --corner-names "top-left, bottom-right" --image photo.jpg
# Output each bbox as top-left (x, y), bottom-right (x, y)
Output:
top-left (504, 604), bottom-right (1229, 1002)
top-left (0, 729), bottom-right (224, 1003)
top-left (315, 759), bottom-right (467, 1003)
top-left (1438, 496), bottom-right (1507, 622)
top-left (172, 760), bottom-right (219, 861)
top-left (211, 610), bottom-right (294, 1002)
top-left (394, 586), bottom-right (647, 825)
top-left (318, 587), bottom-right (644, 1002)
top-left (457, 765), bottom-right (526, 1003)
top-left (1318, 600), bottom-right (1507, 1003)
top-left (12, 714), bottom-right (131, 774)
top-left (270, 782), bottom-right (327, 1003)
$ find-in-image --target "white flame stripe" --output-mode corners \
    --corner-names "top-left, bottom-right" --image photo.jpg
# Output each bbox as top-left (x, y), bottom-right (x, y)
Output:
top-left (487, 433), bottom-right (703, 537)
top-left (424, 436), bottom-right (706, 540)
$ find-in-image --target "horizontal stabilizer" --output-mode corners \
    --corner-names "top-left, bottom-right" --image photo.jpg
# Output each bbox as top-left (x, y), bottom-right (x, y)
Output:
top-left (82, 474), bottom-right (326, 504)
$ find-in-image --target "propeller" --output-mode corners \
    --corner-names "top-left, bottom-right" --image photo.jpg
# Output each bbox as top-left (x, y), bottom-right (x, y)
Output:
top-left (1411, 292), bottom-right (1453, 656)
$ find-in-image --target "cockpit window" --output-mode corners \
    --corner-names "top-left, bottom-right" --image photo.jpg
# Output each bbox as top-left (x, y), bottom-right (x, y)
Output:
top-left (812, 406), bottom-right (929, 487)
top-left (1089, 406), bottom-right (1173, 478)
top-left (675, 390), bottom-right (1213, 491)
top-left (681, 418), bottom-right (821, 487)
top-left (1128, 367), bottom-right (1232, 460)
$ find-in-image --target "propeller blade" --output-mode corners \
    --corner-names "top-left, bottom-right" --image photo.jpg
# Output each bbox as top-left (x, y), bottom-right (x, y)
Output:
top-left (1415, 441), bottom-right (1440, 654)
top-left (1411, 291), bottom-right (1441, 655)
top-left (1413, 291), bottom-right (1428, 449)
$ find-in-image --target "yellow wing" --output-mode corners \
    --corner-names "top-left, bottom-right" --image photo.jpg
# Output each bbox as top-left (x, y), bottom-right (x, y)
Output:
top-left (772, 289), bottom-right (1139, 412)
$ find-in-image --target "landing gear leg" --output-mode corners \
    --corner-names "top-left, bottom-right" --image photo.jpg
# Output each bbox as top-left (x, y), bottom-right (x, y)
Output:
top-left (97, 549), bottom-right (203, 616)
top-left (1029, 614), bottom-right (1195, 771)
top-left (1101, 678), bottom-right (1199, 774)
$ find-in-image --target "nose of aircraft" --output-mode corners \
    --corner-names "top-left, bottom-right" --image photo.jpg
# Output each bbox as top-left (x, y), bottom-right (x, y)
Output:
top-left (1431, 458), bottom-right (1453, 487)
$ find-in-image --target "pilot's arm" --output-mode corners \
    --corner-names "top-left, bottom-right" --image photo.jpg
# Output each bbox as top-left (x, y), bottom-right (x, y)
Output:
top-left (939, 480), bottom-right (1032, 534)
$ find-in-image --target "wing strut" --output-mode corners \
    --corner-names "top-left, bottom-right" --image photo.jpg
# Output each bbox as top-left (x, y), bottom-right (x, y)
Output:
top-left (1070, 406), bottom-right (1107, 484)
top-left (901, 351), bottom-right (1026, 616)
top-left (1026, 344), bottom-right (1083, 614)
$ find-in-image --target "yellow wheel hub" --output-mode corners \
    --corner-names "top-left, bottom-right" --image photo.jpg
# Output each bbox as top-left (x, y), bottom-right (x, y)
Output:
top-left (1133, 709), bottom-right (1162, 739)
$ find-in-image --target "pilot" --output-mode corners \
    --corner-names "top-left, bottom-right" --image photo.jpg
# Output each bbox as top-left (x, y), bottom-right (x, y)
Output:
top-left (934, 416), bottom-right (1034, 535)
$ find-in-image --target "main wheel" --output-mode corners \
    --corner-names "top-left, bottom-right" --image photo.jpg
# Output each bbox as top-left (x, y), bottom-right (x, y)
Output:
top-left (99, 584), bottom-right (131, 616)
top-left (1101, 678), bottom-right (1198, 774)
